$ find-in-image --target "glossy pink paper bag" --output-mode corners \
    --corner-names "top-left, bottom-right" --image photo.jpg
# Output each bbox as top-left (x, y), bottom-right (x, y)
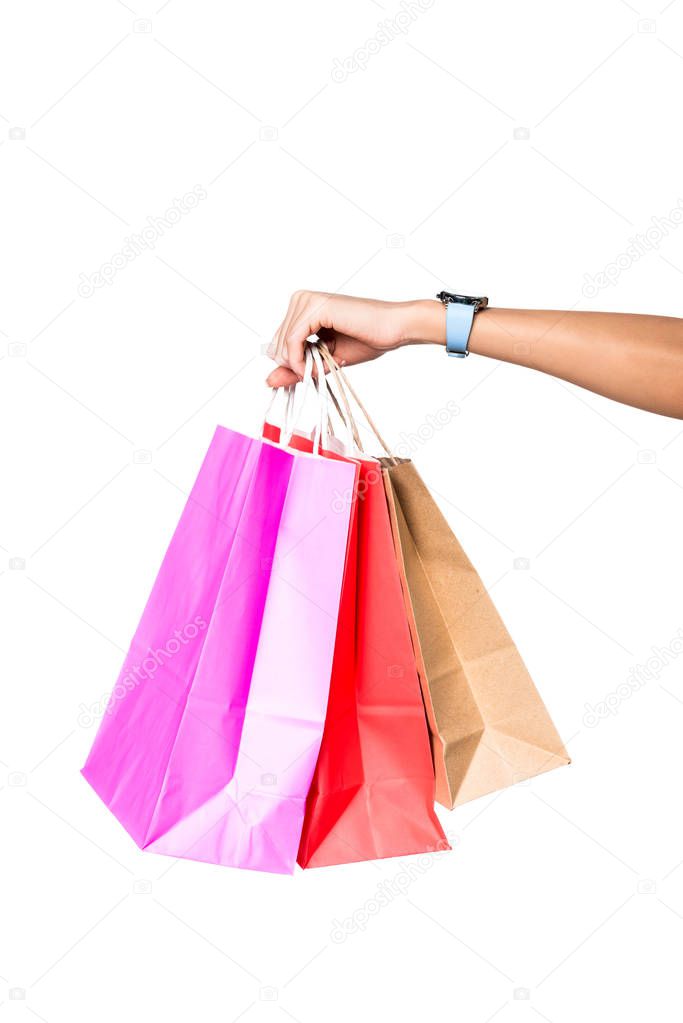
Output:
top-left (82, 425), bottom-right (355, 873)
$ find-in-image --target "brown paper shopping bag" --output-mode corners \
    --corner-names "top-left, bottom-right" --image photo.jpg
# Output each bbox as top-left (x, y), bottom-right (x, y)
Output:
top-left (316, 342), bottom-right (569, 810)
top-left (382, 458), bottom-right (570, 808)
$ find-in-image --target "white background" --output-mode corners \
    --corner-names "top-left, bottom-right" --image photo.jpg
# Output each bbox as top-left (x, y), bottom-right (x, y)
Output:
top-left (1, 0), bottom-right (683, 1020)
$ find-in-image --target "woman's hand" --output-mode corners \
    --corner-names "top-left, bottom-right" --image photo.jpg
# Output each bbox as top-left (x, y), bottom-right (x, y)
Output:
top-left (265, 291), bottom-right (445, 386)
top-left (266, 292), bottom-right (683, 418)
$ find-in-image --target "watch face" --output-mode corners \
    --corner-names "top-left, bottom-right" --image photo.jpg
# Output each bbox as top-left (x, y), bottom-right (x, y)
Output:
top-left (436, 291), bottom-right (488, 309)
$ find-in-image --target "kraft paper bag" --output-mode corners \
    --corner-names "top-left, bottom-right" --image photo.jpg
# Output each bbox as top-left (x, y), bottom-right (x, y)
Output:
top-left (382, 458), bottom-right (570, 809)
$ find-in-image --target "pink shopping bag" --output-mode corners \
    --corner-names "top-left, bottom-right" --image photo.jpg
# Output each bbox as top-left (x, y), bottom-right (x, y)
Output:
top-left (82, 424), bottom-right (356, 873)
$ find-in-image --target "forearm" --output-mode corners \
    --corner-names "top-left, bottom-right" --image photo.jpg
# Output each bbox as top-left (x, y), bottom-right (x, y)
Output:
top-left (408, 302), bottom-right (683, 419)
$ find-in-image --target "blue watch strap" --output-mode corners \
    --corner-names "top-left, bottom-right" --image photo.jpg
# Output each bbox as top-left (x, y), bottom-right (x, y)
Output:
top-left (445, 301), bottom-right (475, 357)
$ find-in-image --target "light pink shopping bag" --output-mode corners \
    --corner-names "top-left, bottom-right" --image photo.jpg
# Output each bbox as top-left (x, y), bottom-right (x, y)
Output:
top-left (82, 425), bottom-right (356, 873)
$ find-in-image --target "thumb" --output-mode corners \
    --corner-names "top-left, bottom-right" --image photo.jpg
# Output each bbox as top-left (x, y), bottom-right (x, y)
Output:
top-left (266, 365), bottom-right (301, 388)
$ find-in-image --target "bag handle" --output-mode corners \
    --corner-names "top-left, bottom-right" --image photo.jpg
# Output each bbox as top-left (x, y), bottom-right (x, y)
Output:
top-left (309, 343), bottom-right (330, 454)
top-left (316, 344), bottom-right (364, 453)
top-left (317, 343), bottom-right (397, 464)
top-left (280, 344), bottom-right (315, 448)
top-left (310, 343), bottom-right (366, 455)
top-left (267, 340), bottom-right (389, 459)
top-left (278, 343), bottom-right (341, 455)
top-left (318, 375), bottom-right (351, 444)
top-left (266, 384), bottom-right (296, 434)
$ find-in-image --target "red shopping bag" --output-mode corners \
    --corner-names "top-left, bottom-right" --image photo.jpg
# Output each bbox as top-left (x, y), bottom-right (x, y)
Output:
top-left (297, 452), bottom-right (447, 866)
top-left (266, 405), bottom-right (448, 866)
top-left (264, 364), bottom-right (447, 866)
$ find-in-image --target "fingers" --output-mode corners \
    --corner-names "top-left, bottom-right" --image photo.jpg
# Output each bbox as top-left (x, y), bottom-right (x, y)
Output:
top-left (266, 349), bottom-right (332, 388)
top-left (267, 291), bottom-right (303, 371)
top-left (285, 316), bottom-right (319, 379)
top-left (266, 290), bottom-right (333, 381)
top-left (267, 290), bottom-right (310, 378)
top-left (266, 365), bottom-right (302, 388)
top-left (264, 291), bottom-right (386, 386)
top-left (285, 292), bottom-right (331, 378)
top-left (267, 291), bottom-right (410, 383)
top-left (265, 329), bottom-right (382, 387)
top-left (319, 336), bottom-right (379, 369)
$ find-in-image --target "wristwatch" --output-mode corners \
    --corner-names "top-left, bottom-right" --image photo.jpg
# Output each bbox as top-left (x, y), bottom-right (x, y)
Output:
top-left (436, 291), bottom-right (488, 358)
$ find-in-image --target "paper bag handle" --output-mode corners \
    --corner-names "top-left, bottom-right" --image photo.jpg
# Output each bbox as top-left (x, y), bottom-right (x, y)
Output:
top-left (316, 344), bottom-right (364, 453)
top-left (317, 343), bottom-right (397, 463)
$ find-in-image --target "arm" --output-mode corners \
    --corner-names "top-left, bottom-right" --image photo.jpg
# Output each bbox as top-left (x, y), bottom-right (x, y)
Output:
top-left (467, 307), bottom-right (683, 420)
top-left (266, 292), bottom-right (683, 420)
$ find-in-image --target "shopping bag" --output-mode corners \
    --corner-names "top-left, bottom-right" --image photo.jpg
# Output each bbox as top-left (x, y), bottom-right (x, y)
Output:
top-left (314, 345), bottom-right (569, 810)
top-left (82, 404), bottom-right (356, 872)
top-left (383, 460), bottom-right (570, 807)
top-left (279, 349), bottom-right (448, 868)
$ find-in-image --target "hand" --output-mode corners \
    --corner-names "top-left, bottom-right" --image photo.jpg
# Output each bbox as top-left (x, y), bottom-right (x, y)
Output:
top-left (265, 291), bottom-right (445, 386)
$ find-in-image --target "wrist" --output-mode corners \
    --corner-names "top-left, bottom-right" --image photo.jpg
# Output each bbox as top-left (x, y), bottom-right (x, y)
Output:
top-left (400, 299), bottom-right (446, 347)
